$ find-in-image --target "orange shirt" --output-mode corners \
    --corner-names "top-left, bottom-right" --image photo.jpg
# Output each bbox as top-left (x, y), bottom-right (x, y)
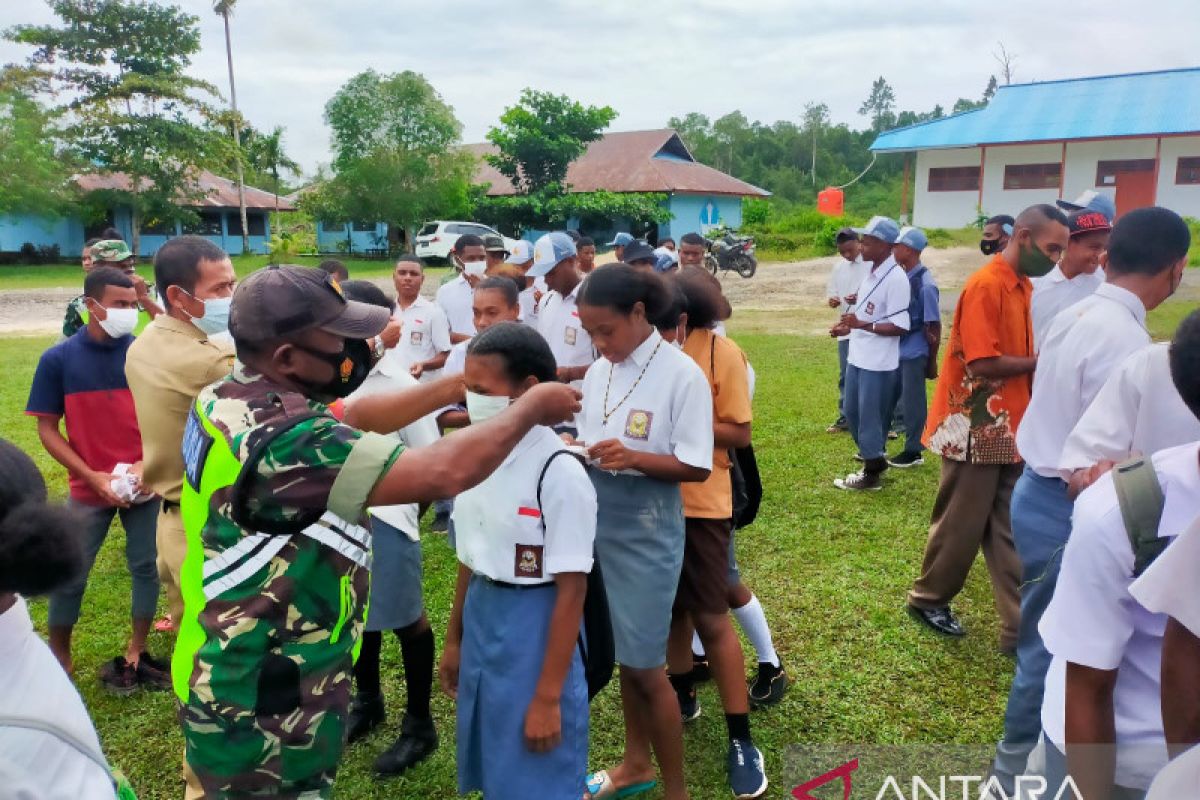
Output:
top-left (680, 329), bottom-right (753, 519)
top-left (923, 254), bottom-right (1033, 464)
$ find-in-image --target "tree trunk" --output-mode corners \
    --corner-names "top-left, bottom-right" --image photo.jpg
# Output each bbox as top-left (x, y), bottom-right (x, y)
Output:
top-left (130, 204), bottom-right (141, 260)
top-left (223, 11), bottom-right (250, 255)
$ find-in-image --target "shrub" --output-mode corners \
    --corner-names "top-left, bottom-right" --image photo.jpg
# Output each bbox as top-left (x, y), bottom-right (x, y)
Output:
top-left (18, 243), bottom-right (39, 265)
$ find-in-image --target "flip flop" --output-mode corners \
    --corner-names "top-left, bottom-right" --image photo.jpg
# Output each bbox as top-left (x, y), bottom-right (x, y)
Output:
top-left (584, 769), bottom-right (657, 799)
top-left (153, 614), bottom-right (175, 632)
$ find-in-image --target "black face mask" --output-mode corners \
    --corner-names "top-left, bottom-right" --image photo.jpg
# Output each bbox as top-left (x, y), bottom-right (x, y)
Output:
top-left (292, 337), bottom-right (372, 401)
top-left (980, 238), bottom-right (1001, 256)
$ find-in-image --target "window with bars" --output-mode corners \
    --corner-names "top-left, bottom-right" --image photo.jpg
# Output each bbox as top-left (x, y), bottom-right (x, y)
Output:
top-left (1096, 159), bottom-right (1155, 187)
top-left (1003, 163), bottom-right (1061, 190)
top-left (182, 211), bottom-right (223, 236)
top-left (1176, 157), bottom-right (1200, 185)
top-left (927, 166), bottom-right (980, 192)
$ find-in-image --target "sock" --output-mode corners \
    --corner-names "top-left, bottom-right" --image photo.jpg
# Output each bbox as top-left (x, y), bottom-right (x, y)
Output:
top-left (691, 630), bottom-right (706, 659)
top-left (398, 625), bottom-right (435, 721)
top-left (732, 595), bottom-right (780, 668)
top-left (354, 630), bottom-right (382, 697)
top-left (668, 670), bottom-right (695, 705)
top-left (725, 712), bottom-right (751, 742)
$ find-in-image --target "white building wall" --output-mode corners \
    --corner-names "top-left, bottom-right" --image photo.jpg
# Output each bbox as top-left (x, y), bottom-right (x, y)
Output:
top-left (979, 143), bottom-right (1064, 218)
top-left (1061, 138), bottom-right (1156, 203)
top-left (912, 148), bottom-right (981, 228)
top-left (1157, 135), bottom-right (1200, 217)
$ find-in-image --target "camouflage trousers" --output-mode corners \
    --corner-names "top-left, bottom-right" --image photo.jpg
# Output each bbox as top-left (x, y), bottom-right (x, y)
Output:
top-left (179, 668), bottom-right (354, 799)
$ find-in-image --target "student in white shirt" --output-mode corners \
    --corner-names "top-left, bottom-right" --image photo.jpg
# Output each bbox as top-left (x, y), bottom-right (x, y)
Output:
top-left (1030, 210), bottom-right (1111, 349)
top-left (333, 282), bottom-right (444, 776)
top-left (830, 216), bottom-right (911, 491)
top-left (825, 228), bottom-right (869, 433)
top-left (995, 207), bottom-right (1191, 792)
top-left (436, 234), bottom-right (487, 342)
top-left (530, 232), bottom-right (595, 394)
top-left (387, 255), bottom-right (452, 381)
top-left (438, 276), bottom-right (523, 431)
top-left (439, 322), bottom-right (596, 800)
top-left (575, 264), bottom-right (714, 800)
top-left (0, 439), bottom-right (118, 799)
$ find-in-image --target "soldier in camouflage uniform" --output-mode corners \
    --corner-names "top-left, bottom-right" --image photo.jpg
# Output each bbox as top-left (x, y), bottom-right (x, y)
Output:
top-left (173, 265), bottom-right (581, 798)
top-left (63, 240), bottom-right (163, 338)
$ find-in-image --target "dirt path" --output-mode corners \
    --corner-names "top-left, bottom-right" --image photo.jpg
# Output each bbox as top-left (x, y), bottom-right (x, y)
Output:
top-left (3, 247), bottom-right (1195, 337)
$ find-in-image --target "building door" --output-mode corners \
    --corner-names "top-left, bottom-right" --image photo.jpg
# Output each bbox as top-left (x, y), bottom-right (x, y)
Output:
top-left (1114, 170), bottom-right (1156, 219)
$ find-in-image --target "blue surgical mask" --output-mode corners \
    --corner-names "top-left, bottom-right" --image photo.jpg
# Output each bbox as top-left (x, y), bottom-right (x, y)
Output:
top-left (186, 293), bottom-right (231, 335)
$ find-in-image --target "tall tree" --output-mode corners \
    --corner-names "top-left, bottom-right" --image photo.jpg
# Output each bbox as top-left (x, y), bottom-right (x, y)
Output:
top-left (307, 69), bottom-right (473, 246)
top-left (485, 89), bottom-right (616, 195)
top-left (983, 74), bottom-right (999, 101)
top-left (994, 43), bottom-right (1017, 85)
top-left (213, 0), bottom-right (249, 254)
top-left (8, 0), bottom-right (227, 255)
top-left (858, 76), bottom-right (897, 132)
top-left (244, 125), bottom-right (300, 223)
top-left (0, 71), bottom-right (75, 217)
top-left (801, 102), bottom-right (830, 185)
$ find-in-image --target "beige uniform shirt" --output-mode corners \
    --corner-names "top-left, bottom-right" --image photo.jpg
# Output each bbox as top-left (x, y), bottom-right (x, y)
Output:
top-left (125, 315), bottom-right (234, 502)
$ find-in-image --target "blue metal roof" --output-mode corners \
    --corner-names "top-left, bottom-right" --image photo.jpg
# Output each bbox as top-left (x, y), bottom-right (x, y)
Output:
top-left (871, 68), bottom-right (1200, 153)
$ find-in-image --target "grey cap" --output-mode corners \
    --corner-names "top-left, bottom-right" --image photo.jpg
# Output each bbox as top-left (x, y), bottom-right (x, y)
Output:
top-left (229, 265), bottom-right (391, 342)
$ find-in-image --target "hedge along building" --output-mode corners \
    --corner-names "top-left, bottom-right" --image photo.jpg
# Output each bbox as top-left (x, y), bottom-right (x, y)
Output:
top-left (871, 68), bottom-right (1200, 228)
top-left (0, 170), bottom-right (294, 258)
top-left (465, 129), bottom-right (770, 242)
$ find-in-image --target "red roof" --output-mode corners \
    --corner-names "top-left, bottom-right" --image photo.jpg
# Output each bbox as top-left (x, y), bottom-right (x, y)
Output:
top-left (74, 170), bottom-right (295, 211)
top-left (466, 129), bottom-right (770, 198)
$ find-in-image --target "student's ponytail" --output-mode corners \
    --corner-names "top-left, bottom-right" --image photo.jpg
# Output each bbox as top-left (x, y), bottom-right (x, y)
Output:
top-left (0, 440), bottom-right (84, 597)
top-left (579, 263), bottom-right (671, 320)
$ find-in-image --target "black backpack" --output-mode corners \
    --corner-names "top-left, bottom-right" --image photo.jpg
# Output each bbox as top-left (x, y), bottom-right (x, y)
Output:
top-left (537, 449), bottom-right (615, 701)
top-left (708, 336), bottom-right (763, 530)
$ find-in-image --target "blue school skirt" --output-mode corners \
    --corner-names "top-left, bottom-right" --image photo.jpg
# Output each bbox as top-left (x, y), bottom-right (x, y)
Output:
top-left (364, 517), bottom-right (424, 632)
top-left (457, 575), bottom-right (588, 800)
top-left (590, 470), bottom-right (685, 670)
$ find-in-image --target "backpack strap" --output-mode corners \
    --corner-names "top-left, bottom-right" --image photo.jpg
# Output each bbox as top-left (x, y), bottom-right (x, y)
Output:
top-left (229, 411), bottom-right (329, 536)
top-left (536, 448), bottom-right (589, 657)
top-left (1112, 456), bottom-right (1168, 577)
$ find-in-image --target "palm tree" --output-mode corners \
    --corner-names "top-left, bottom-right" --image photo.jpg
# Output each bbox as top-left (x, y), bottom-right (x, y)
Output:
top-left (214, 0), bottom-right (249, 255)
top-left (256, 126), bottom-right (301, 227)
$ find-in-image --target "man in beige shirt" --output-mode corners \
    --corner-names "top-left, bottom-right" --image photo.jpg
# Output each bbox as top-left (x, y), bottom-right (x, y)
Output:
top-left (125, 236), bottom-right (236, 627)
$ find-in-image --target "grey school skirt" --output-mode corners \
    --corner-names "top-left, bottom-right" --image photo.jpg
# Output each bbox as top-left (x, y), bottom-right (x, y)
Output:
top-left (590, 469), bottom-right (685, 670)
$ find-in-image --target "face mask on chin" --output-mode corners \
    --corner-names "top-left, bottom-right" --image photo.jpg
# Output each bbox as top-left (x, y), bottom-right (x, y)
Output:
top-left (465, 390), bottom-right (510, 424)
top-left (291, 337), bottom-right (373, 402)
top-left (1017, 240), bottom-right (1057, 278)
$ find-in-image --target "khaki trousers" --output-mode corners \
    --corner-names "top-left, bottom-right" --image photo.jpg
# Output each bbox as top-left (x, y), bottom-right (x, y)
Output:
top-left (907, 459), bottom-right (1022, 648)
top-left (157, 505), bottom-right (186, 622)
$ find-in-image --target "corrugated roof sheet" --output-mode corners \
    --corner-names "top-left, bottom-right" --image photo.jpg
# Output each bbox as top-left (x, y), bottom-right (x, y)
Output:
top-left (467, 129), bottom-right (770, 197)
top-left (74, 170), bottom-right (295, 211)
top-left (871, 68), bottom-right (1200, 153)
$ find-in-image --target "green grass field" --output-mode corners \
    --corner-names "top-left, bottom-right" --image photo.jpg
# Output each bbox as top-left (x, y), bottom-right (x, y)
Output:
top-left (0, 299), bottom-right (1193, 799)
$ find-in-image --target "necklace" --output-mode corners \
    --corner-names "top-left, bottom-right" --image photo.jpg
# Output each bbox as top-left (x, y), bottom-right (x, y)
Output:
top-left (602, 338), bottom-right (663, 425)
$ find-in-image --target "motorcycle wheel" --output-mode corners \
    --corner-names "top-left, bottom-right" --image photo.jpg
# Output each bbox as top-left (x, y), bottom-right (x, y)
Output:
top-left (736, 256), bottom-right (757, 278)
top-left (704, 254), bottom-right (719, 275)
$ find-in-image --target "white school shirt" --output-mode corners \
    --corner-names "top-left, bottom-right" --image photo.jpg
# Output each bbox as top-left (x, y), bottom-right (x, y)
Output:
top-left (453, 426), bottom-right (596, 585)
top-left (846, 255), bottom-right (911, 373)
top-left (1031, 264), bottom-right (1105, 350)
top-left (1146, 744), bottom-right (1200, 800)
top-left (537, 283), bottom-right (595, 387)
top-left (826, 255), bottom-right (870, 341)
top-left (519, 277), bottom-right (548, 326)
top-left (1132, 512), bottom-right (1200, 640)
top-left (436, 275), bottom-right (477, 337)
top-left (384, 295), bottom-right (451, 379)
top-left (1060, 343), bottom-right (1200, 473)
top-left (1016, 283), bottom-right (1149, 478)
top-left (0, 598), bottom-right (115, 799)
top-left (347, 361), bottom-right (441, 540)
top-left (577, 328), bottom-right (713, 473)
top-left (1040, 442), bottom-right (1200, 790)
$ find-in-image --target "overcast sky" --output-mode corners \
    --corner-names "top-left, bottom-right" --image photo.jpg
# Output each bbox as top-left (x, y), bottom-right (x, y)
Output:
top-left (3, 0), bottom-right (1197, 178)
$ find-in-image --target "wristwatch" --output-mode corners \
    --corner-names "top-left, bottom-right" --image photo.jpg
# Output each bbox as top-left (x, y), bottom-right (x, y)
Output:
top-left (372, 336), bottom-right (387, 358)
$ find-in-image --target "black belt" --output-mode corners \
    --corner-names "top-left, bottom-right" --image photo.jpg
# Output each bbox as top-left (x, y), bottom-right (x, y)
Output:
top-left (162, 499), bottom-right (180, 513)
top-left (478, 575), bottom-right (554, 590)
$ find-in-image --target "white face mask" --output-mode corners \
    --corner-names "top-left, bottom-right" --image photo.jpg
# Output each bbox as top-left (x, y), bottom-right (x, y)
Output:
top-left (466, 390), bottom-right (510, 424)
top-left (97, 306), bottom-right (138, 338)
top-left (462, 259), bottom-right (487, 278)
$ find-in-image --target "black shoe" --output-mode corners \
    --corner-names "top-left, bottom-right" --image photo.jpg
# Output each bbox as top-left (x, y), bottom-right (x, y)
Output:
top-left (98, 656), bottom-right (139, 696)
top-left (347, 692), bottom-right (386, 744)
top-left (689, 653), bottom-right (711, 683)
top-left (888, 451), bottom-right (925, 468)
top-left (134, 651), bottom-right (170, 691)
top-left (907, 604), bottom-right (966, 637)
top-left (374, 713), bottom-right (438, 776)
top-left (679, 689), bottom-right (702, 724)
top-left (833, 470), bottom-right (882, 491)
top-left (430, 512), bottom-right (450, 533)
top-left (748, 662), bottom-right (789, 709)
top-left (826, 418), bottom-right (849, 434)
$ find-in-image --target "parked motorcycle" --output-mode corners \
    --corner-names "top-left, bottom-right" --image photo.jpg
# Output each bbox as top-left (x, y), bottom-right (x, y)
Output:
top-left (704, 229), bottom-right (757, 278)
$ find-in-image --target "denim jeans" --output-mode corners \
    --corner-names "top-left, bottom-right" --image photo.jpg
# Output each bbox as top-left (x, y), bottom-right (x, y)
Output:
top-left (844, 364), bottom-right (895, 461)
top-left (889, 356), bottom-right (928, 455)
top-left (48, 497), bottom-right (161, 627)
top-left (836, 339), bottom-right (850, 420)
top-left (992, 468), bottom-right (1073, 785)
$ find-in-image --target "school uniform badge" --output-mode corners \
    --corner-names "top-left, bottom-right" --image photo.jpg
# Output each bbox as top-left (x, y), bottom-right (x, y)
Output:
top-left (624, 409), bottom-right (653, 441)
top-left (564, 326), bottom-right (577, 346)
top-left (864, 301), bottom-right (876, 316)
top-left (410, 330), bottom-right (424, 345)
top-left (514, 544), bottom-right (544, 579)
